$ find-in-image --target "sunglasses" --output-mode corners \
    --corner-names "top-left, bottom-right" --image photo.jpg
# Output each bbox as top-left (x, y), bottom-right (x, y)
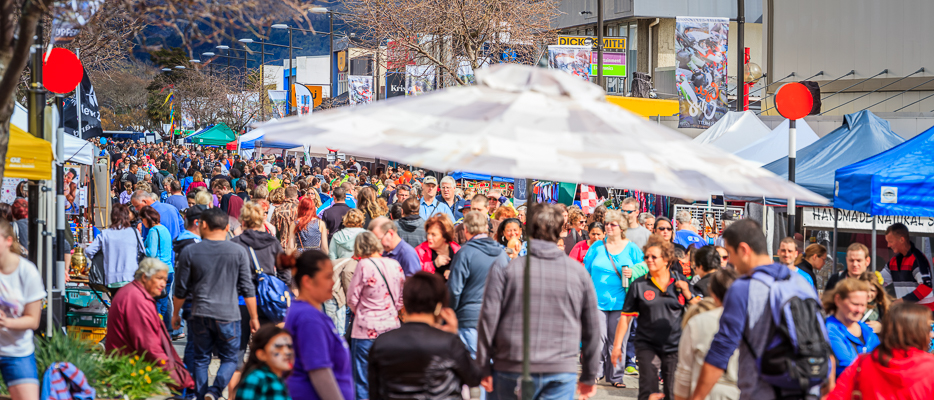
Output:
top-left (606, 223), bottom-right (621, 228)
top-left (621, 209), bottom-right (636, 214)
top-left (656, 226), bottom-right (673, 231)
top-left (644, 255), bottom-right (661, 261)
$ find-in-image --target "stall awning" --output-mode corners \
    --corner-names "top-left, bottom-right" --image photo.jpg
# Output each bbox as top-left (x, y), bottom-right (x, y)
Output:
top-left (186, 124), bottom-right (237, 146)
top-left (449, 171), bottom-right (514, 183)
top-left (6, 124), bottom-right (53, 180)
top-left (834, 123), bottom-right (934, 217)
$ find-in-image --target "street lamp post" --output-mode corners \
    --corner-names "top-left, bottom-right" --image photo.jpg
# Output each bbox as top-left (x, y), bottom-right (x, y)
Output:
top-left (240, 37), bottom-right (301, 121)
top-left (273, 12), bottom-right (349, 111)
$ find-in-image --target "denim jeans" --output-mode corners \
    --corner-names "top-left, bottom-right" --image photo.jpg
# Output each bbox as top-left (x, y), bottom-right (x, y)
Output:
top-left (156, 272), bottom-right (174, 335)
top-left (324, 299), bottom-right (347, 336)
top-left (488, 371), bottom-right (577, 400)
top-left (351, 338), bottom-right (374, 400)
top-left (458, 327), bottom-right (486, 400)
top-left (189, 316), bottom-right (240, 400)
top-left (625, 319), bottom-right (637, 369)
top-left (458, 327), bottom-right (478, 357)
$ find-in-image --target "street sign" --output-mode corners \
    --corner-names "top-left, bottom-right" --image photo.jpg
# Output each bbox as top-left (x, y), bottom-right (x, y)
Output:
top-left (557, 36), bottom-right (627, 51)
top-left (591, 52), bottom-right (626, 77)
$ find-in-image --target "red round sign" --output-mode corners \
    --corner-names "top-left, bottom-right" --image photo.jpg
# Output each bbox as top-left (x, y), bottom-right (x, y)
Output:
top-left (774, 82), bottom-right (814, 120)
top-left (43, 48), bottom-right (84, 94)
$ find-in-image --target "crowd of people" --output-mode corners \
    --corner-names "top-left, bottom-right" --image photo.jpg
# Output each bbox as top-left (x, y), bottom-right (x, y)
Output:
top-left (0, 139), bottom-right (933, 400)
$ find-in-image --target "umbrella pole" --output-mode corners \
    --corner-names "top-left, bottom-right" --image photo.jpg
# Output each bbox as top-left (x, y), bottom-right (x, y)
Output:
top-left (521, 177), bottom-right (534, 400)
top-left (832, 208), bottom-right (838, 275)
top-left (871, 214), bottom-right (877, 272)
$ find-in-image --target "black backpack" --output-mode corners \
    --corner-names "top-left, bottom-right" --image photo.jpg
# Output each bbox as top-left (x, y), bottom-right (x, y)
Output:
top-left (746, 271), bottom-right (832, 392)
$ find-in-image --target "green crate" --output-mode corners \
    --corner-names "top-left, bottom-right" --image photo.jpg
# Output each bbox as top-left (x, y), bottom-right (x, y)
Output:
top-left (67, 311), bottom-right (107, 328)
top-left (66, 288), bottom-right (99, 308)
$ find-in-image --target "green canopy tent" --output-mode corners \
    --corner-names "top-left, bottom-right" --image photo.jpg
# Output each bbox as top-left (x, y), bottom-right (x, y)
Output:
top-left (185, 123), bottom-right (237, 146)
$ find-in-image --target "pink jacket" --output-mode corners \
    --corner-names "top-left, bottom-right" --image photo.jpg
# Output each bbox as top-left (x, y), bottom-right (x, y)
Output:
top-left (415, 241), bottom-right (462, 273)
top-left (348, 257), bottom-right (405, 340)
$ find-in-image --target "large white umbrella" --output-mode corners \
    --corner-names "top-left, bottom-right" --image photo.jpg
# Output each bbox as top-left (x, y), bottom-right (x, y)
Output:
top-left (259, 64), bottom-right (827, 204)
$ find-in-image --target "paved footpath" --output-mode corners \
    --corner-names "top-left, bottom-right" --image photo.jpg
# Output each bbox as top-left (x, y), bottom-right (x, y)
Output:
top-left (169, 339), bottom-right (641, 400)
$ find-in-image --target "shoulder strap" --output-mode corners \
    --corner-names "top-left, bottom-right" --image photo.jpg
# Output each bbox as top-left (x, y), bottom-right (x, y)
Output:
top-left (369, 259), bottom-right (396, 306)
top-left (248, 247), bottom-right (262, 275)
top-left (603, 239), bottom-right (622, 279)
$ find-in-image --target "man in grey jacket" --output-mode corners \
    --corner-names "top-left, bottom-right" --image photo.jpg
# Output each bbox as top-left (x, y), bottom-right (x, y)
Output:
top-left (448, 211), bottom-right (508, 358)
top-left (476, 203), bottom-right (601, 400)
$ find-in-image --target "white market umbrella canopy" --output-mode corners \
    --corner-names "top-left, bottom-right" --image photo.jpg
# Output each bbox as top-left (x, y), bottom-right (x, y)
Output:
top-left (260, 64), bottom-right (827, 204)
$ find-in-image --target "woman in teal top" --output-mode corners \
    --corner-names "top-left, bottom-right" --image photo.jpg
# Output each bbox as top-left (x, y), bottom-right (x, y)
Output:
top-left (582, 209), bottom-right (645, 388)
top-left (139, 205), bottom-right (175, 334)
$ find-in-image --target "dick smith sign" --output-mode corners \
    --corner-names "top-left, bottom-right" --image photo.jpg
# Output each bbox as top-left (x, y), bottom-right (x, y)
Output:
top-left (803, 207), bottom-right (934, 234)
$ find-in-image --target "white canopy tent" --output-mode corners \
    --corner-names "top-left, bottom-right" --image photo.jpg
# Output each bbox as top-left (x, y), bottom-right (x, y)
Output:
top-left (12, 102), bottom-right (95, 165)
top-left (733, 118), bottom-right (820, 166)
top-left (692, 111), bottom-right (772, 153)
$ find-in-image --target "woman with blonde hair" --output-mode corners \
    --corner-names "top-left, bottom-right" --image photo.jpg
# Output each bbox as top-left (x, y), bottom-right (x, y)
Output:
top-left (186, 170), bottom-right (207, 194)
top-left (356, 186), bottom-right (386, 228)
top-left (492, 205), bottom-right (517, 221)
top-left (194, 189), bottom-right (213, 208)
top-left (267, 187), bottom-right (286, 222)
top-left (829, 303), bottom-right (934, 399)
top-left (857, 271), bottom-right (891, 333)
top-left (329, 209), bottom-right (367, 260)
top-left (822, 278), bottom-right (880, 377)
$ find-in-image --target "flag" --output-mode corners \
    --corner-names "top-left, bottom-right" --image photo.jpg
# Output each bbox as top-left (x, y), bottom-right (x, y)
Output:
top-left (62, 66), bottom-right (102, 139)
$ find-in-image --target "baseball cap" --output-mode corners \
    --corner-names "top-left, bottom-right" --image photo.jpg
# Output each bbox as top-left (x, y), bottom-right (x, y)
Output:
top-left (423, 176), bottom-right (438, 186)
top-left (185, 204), bottom-right (207, 221)
top-left (459, 200), bottom-right (471, 211)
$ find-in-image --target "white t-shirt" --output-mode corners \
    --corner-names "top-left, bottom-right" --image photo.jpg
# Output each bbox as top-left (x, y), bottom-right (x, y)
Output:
top-left (0, 257), bottom-right (47, 357)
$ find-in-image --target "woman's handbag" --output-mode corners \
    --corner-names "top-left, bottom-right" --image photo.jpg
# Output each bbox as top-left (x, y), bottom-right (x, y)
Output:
top-left (134, 229), bottom-right (146, 263)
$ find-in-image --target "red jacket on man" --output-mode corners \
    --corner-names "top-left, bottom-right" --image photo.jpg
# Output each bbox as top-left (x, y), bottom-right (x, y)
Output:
top-left (829, 348), bottom-right (934, 400)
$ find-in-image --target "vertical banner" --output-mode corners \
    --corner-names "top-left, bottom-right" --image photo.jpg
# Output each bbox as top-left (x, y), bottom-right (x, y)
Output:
top-left (267, 90), bottom-right (288, 118)
top-left (405, 65), bottom-right (436, 96)
top-left (293, 84), bottom-right (314, 116)
top-left (348, 76), bottom-right (373, 105)
top-left (62, 67), bottom-right (102, 139)
top-left (547, 45), bottom-right (591, 81)
top-left (675, 16), bottom-right (729, 129)
top-left (385, 72), bottom-right (406, 99)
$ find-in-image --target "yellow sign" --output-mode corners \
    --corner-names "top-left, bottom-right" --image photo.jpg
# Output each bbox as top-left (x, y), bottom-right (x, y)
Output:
top-left (337, 51), bottom-right (347, 72)
top-left (557, 36), bottom-right (627, 51)
top-left (307, 85), bottom-right (323, 108)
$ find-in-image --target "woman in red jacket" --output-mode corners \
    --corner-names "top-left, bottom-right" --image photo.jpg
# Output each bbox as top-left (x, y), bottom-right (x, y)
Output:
top-left (829, 302), bottom-right (934, 400)
top-left (415, 214), bottom-right (460, 281)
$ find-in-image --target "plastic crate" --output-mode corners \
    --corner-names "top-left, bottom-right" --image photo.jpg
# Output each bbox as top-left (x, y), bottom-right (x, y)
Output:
top-left (66, 288), bottom-right (100, 308)
top-left (67, 326), bottom-right (106, 344)
top-left (66, 311), bottom-right (107, 328)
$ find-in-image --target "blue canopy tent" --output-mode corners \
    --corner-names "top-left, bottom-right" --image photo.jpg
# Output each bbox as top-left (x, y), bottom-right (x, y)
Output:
top-left (749, 111), bottom-right (905, 205)
top-left (835, 124), bottom-right (934, 217)
top-left (448, 171), bottom-right (514, 183)
top-left (240, 136), bottom-right (301, 150)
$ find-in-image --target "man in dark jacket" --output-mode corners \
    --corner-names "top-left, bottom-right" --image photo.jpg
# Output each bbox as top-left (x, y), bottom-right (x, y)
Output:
top-left (447, 211), bottom-right (507, 360)
top-left (395, 197), bottom-right (426, 248)
top-left (321, 184), bottom-right (353, 242)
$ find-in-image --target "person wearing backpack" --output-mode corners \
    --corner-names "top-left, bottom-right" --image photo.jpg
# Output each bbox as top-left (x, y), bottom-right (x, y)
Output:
top-left (690, 219), bottom-right (832, 400)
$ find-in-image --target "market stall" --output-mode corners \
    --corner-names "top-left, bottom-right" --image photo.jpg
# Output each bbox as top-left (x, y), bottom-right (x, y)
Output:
top-left (692, 111), bottom-right (772, 152)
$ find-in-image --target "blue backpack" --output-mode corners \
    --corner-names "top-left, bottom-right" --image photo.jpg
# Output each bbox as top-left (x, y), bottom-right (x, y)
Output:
top-left (746, 270), bottom-right (832, 392)
top-left (247, 247), bottom-right (291, 322)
